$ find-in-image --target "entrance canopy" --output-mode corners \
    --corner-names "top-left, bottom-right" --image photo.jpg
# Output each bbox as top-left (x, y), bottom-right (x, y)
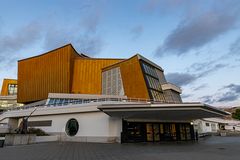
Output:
top-left (98, 103), bottom-right (229, 121)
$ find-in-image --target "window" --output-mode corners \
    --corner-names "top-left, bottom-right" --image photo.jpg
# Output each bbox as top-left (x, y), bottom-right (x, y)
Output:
top-left (65, 119), bottom-right (79, 136)
top-left (206, 123), bottom-right (210, 127)
top-left (142, 62), bottom-right (158, 78)
top-left (150, 90), bottom-right (165, 101)
top-left (8, 84), bottom-right (17, 95)
top-left (48, 99), bottom-right (55, 105)
top-left (163, 90), bottom-right (182, 103)
top-left (141, 61), bottom-right (165, 101)
top-left (146, 76), bottom-right (162, 91)
top-left (156, 69), bottom-right (167, 84)
top-left (102, 67), bottom-right (124, 95)
top-left (211, 123), bottom-right (216, 132)
top-left (28, 120), bottom-right (52, 127)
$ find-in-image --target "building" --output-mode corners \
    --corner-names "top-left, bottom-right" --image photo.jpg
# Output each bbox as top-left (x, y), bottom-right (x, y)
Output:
top-left (0, 44), bottom-right (229, 143)
top-left (17, 44), bottom-right (123, 103)
top-left (17, 44), bottom-right (182, 104)
top-left (194, 119), bottom-right (219, 135)
top-left (0, 79), bottom-right (22, 112)
top-left (194, 118), bottom-right (240, 135)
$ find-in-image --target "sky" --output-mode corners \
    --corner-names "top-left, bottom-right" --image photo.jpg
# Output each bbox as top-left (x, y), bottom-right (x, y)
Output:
top-left (0, 0), bottom-right (240, 107)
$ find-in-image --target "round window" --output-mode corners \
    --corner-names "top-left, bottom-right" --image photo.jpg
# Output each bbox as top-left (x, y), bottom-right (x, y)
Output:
top-left (65, 118), bottom-right (79, 136)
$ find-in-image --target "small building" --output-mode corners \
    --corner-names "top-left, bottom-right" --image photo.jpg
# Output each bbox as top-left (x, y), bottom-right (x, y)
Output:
top-left (194, 118), bottom-right (240, 136)
top-left (194, 119), bottom-right (219, 135)
top-left (0, 79), bottom-right (23, 112)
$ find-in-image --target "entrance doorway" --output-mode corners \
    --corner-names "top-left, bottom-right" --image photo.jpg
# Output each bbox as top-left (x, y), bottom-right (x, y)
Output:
top-left (146, 123), bottom-right (177, 142)
top-left (122, 121), bottom-right (194, 143)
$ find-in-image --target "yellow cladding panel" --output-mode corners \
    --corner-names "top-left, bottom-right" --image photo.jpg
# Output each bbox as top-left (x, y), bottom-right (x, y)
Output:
top-left (0, 79), bottom-right (17, 96)
top-left (71, 59), bottom-right (122, 94)
top-left (17, 43), bottom-right (149, 103)
top-left (17, 44), bottom-right (79, 103)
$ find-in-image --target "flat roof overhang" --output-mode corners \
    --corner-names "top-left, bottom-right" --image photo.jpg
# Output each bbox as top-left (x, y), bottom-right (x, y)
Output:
top-left (98, 103), bottom-right (230, 121)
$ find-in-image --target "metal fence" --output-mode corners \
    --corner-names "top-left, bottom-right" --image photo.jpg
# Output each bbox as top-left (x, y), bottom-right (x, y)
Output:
top-left (1, 97), bottom-right (176, 113)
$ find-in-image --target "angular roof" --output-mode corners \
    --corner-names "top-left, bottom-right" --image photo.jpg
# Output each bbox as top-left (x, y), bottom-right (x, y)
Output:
top-left (18, 44), bottom-right (87, 62)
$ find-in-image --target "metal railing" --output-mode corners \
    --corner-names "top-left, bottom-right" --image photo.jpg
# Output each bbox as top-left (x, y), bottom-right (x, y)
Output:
top-left (1, 97), bottom-right (174, 113)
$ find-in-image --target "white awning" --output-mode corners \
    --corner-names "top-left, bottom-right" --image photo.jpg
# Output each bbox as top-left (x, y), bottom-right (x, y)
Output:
top-left (98, 103), bottom-right (229, 121)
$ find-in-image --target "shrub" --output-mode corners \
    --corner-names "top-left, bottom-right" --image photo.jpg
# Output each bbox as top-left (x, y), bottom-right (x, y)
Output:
top-left (28, 128), bottom-right (49, 136)
top-left (232, 109), bottom-right (240, 120)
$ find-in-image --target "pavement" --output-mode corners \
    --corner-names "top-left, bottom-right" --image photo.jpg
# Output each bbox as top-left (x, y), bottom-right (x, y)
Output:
top-left (1, 136), bottom-right (240, 160)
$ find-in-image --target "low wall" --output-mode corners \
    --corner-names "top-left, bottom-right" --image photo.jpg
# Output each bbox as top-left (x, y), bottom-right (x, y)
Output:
top-left (0, 125), bottom-right (10, 134)
top-left (3, 134), bottom-right (120, 145)
top-left (219, 131), bottom-right (240, 136)
top-left (35, 135), bottom-right (59, 143)
top-left (58, 133), bottom-right (120, 143)
top-left (4, 134), bottom-right (36, 146)
top-left (62, 136), bottom-right (120, 143)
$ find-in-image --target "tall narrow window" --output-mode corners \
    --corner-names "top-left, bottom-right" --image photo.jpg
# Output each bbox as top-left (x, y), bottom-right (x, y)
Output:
top-left (8, 84), bottom-right (17, 95)
top-left (141, 61), bottom-right (165, 101)
top-left (102, 67), bottom-right (124, 95)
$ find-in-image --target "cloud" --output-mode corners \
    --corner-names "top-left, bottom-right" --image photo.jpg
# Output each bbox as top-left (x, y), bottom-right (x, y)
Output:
top-left (229, 37), bottom-right (240, 55)
top-left (192, 83), bottom-right (208, 91)
top-left (0, 22), bottom-right (43, 54)
top-left (81, 10), bottom-right (101, 33)
top-left (141, 0), bottom-right (160, 13)
top-left (200, 95), bottom-right (215, 104)
top-left (0, 55), bottom-right (6, 64)
top-left (155, 1), bottom-right (240, 57)
top-left (43, 26), bottom-right (73, 50)
top-left (166, 72), bottom-right (197, 86)
top-left (166, 62), bottom-right (227, 86)
top-left (217, 92), bottom-right (239, 102)
top-left (181, 94), bottom-right (193, 99)
top-left (0, 16), bottom-right (3, 30)
top-left (140, 0), bottom-right (194, 15)
top-left (200, 84), bottom-right (240, 104)
top-left (223, 84), bottom-right (240, 93)
top-left (0, 21), bottom-right (43, 78)
top-left (42, 4), bottom-right (104, 56)
top-left (75, 35), bottom-right (103, 56)
top-left (186, 60), bottom-right (215, 73)
top-left (0, 1), bottom-right (105, 60)
top-left (0, 1), bottom-right (105, 89)
top-left (42, 24), bottom-right (104, 56)
top-left (130, 25), bottom-right (144, 40)
top-left (198, 64), bottom-right (227, 77)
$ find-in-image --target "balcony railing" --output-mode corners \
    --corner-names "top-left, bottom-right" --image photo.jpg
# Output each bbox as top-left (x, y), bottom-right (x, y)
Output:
top-left (1, 97), bottom-right (181, 113)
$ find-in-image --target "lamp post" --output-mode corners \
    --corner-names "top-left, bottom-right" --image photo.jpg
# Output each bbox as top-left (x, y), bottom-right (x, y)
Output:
top-left (19, 107), bottom-right (38, 134)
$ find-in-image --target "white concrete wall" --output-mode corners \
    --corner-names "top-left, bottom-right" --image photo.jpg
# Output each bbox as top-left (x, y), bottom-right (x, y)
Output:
top-left (194, 120), bottom-right (219, 134)
top-left (27, 111), bottom-right (122, 143)
top-left (225, 125), bottom-right (240, 131)
top-left (0, 118), bottom-right (9, 124)
top-left (35, 136), bottom-right (59, 143)
top-left (0, 118), bottom-right (19, 133)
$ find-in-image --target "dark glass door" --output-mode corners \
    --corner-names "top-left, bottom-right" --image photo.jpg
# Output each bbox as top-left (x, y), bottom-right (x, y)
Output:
top-left (125, 122), bottom-right (145, 142)
top-left (179, 124), bottom-right (191, 140)
top-left (122, 121), bottom-right (194, 143)
top-left (161, 124), bottom-right (176, 141)
top-left (146, 123), bottom-right (160, 142)
top-left (146, 123), bottom-right (153, 141)
top-left (147, 123), bottom-right (177, 142)
top-left (153, 124), bottom-right (160, 141)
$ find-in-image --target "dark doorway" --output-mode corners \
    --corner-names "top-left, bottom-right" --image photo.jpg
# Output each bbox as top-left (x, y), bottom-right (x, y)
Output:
top-left (122, 121), bottom-right (194, 143)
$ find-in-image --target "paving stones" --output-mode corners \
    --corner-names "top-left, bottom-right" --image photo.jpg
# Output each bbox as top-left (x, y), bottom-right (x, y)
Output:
top-left (0, 136), bottom-right (240, 160)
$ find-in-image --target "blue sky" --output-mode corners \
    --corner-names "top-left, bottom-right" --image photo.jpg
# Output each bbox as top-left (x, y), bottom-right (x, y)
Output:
top-left (0, 0), bottom-right (240, 107)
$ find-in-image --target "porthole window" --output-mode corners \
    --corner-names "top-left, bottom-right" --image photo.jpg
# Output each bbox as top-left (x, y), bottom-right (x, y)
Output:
top-left (65, 118), bottom-right (79, 136)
